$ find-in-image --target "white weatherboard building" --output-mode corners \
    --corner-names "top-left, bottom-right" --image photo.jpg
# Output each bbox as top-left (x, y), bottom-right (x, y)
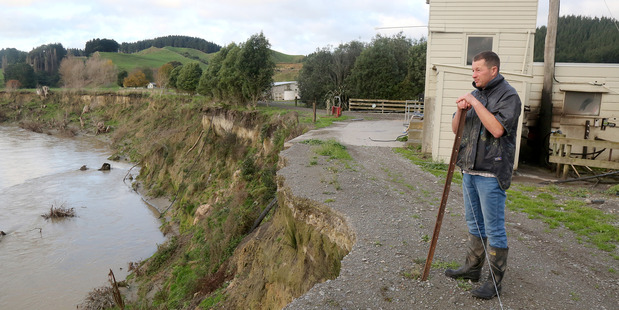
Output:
top-left (272, 81), bottom-right (299, 101)
top-left (422, 0), bottom-right (619, 168)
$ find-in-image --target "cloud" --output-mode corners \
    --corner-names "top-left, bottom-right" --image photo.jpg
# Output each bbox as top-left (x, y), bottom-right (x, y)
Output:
top-left (0, 0), bottom-right (615, 55)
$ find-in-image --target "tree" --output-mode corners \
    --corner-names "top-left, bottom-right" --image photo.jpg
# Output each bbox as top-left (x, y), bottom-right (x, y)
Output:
top-left (176, 62), bottom-right (202, 93)
top-left (119, 35), bottom-right (221, 54)
top-left (59, 54), bottom-right (116, 88)
top-left (84, 54), bottom-right (116, 87)
top-left (3, 63), bottom-right (36, 88)
top-left (345, 33), bottom-right (413, 100)
top-left (168, 65), bottom-right (182, 89)
top-left (156, 63), bottom-right (174, 89)
top-left (117, 70), bottom-right (128, 87)
top-left (238, 32), bottom-right (276, 106)
top-left (297, 41), bottom-right (365, 107)
top-left (5, 79), bottom-right (21, 91)
top-left (402, 38), bottom-right (427, 99)
top-left (27, 43), bottom-right (66, 74)
top-left (123, 70), bottom-right (148, 87)
top-left (27, 43), bottom-right (66, 87)
top-left (197, 43), bottom-right (234, 98)
top-left (534, 15), bottom-right (619, 63)
top-left (59, 55), bottom-right (87, 88)
top-left (217, 44), bottom-right (244, 103)
top-left (331, 41), bottom-right (365, 97)
top-left (85, 38), bottom-right (120, 56)
top-left (0, 48), bottom-right (27, 70)
top-left (298, 48), bottom-right (334, 105)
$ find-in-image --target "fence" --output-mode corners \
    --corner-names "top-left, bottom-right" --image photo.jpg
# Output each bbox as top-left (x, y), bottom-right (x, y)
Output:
top-left (349, 98), bottom-right (423, 114)
top-left (549, 135), bottom-right (619, 178)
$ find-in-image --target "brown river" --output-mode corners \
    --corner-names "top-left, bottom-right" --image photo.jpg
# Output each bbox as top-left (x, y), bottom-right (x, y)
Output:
top-left (0, 126), bottom-right (165, 309)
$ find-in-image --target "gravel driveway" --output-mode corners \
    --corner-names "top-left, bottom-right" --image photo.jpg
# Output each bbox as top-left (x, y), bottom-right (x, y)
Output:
top-left (279, 113), bottom-right (618, 310)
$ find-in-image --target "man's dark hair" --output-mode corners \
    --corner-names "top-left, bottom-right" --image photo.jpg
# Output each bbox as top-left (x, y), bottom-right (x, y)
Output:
top-left (473, 51), bottom-right (500, 72)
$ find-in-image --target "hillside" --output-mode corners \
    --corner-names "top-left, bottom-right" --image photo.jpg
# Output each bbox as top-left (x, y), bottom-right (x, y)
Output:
top-left (98, 47), bottom-right (209, 72)
top-left (98, 47), bottom-right (304, 81)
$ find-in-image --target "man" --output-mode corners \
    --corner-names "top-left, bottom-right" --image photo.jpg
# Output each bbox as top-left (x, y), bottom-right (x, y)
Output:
top-left (445, 51), bottom-right (521, 300)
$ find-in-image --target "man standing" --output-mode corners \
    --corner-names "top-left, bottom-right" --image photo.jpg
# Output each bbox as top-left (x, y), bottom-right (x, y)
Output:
top-left (445, 51), bottom-right (521, 300)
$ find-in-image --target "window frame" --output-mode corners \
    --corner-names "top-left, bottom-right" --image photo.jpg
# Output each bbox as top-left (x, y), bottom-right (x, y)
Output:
top-left (465, 35), bottom-right (496, 66)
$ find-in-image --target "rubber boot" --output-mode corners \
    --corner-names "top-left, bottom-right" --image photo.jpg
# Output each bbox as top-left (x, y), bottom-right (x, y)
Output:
top-left (445, 233), bottom-right (487, 282)
top-left (472, 246), bottom-right (508, 300)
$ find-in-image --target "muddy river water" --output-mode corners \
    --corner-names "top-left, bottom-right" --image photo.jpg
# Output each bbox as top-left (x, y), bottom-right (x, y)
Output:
top-left (0, 126), bottom-right (165, 309)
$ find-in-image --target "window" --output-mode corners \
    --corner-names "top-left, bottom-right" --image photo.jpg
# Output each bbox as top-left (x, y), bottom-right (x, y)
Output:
top-left (563, 91), bottom-right (602, 116)
top-left (466, 36), bottom-right (493, 65)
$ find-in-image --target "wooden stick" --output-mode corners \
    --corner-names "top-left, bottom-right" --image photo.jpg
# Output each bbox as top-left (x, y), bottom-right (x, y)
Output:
top-left (421, 110), bottom-right (466, 281)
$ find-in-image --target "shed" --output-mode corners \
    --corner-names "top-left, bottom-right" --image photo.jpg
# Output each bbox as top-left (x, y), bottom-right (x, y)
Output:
top-left (421, 0), bottom-right (619, 169)
top-left (272, 81), bottom-right (299, 101)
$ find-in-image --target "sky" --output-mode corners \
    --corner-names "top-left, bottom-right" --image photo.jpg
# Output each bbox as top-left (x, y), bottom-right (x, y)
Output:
top-left (0, 0), bottom-right (617, 56)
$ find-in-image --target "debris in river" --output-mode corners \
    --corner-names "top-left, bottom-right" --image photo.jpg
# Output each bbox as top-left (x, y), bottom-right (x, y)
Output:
top-left (76, 286), bottom-right (116, 310)
top-left (98, 163), bottom-right (111, 171)
top-left (80, 165), bottom-right (88, 171)
top-left (41, 203), bottom-right (76, 219)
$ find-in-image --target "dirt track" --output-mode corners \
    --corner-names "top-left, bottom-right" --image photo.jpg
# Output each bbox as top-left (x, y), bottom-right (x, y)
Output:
top-left (278, 111), bottom-right (619, 310)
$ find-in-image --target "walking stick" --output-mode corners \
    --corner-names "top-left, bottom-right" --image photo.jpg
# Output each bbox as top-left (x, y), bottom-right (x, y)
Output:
top-left (421, 110), bottom-right (466, 281)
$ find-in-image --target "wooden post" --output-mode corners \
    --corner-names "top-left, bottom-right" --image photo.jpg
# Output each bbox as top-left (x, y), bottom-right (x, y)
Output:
top-left (313, 100), bottom-right (317, 123)
top-left (421, 111), bottom-right (466, 281)
top-left (538, 0), bottom-right (560, 164)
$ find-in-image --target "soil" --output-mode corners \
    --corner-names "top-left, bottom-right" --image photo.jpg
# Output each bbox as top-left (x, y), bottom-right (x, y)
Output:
top-left (276, 107), bottom-right (619, 310)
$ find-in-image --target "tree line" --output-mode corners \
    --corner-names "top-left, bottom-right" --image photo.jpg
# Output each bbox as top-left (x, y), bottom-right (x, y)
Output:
top-left (534, 15), bottom-right (619, 63)
top-left (297, 34), bottom-right (426, 107)
top-left (119, 35), bottom-right (221, 54)
top-left (0, 35), bottom-right (221, 88)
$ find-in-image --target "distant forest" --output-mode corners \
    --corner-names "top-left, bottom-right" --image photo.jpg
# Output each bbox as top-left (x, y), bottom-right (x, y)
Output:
top-left (534, 15), bottom-right (619, 63)
top-left (119, 35), bottom-right (221, 54)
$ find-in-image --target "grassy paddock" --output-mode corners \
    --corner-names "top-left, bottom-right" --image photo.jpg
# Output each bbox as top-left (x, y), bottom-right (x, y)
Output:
top-left (508, 184), bottom-right (619, 254)
top-left (395, 145), bottom-right (618, 257)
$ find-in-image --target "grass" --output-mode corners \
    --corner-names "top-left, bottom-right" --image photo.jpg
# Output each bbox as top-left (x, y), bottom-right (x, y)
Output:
top-left (300, 114), bottom-right (353, 129)
top-left (300, 139), bottom-right (352, 161)
top-left (394, 145), bottom-right (462, 184)
top-left (395, 144), bottom-right (618, 256)
top-left (508, 184), bottom-right (619, 253)
top-left (99, 49), bottom-right (207, 72)
top-left (270, 50), bottom-right (304, 63)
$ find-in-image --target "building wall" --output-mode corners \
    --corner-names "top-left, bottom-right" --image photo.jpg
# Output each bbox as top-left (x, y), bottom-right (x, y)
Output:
top-left (422, 0), bottom-right (538, 164)
top-left (520, 63), bottom-right (619, 160)
top-left (272, 82), bottom-right (299, 101)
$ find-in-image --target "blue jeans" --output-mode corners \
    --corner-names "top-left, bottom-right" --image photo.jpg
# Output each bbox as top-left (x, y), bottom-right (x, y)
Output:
top-left (462, 173), bottom-right (508, 248)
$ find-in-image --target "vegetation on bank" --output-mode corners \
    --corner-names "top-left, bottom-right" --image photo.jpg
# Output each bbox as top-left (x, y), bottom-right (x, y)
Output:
top-left (0, 90), bottom-right (350, 309)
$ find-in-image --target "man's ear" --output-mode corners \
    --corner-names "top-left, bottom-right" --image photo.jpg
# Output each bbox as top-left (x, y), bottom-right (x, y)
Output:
top-left (491, 66), bottom-right (499, 76)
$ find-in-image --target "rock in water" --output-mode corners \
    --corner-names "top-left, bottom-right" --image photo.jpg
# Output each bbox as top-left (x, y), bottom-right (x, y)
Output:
top-left (98, 163), bottom-right (111, 171)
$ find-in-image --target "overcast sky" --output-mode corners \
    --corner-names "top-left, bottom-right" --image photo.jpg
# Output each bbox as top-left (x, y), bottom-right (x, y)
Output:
top-left (0, 0), bottom-right (617, 56)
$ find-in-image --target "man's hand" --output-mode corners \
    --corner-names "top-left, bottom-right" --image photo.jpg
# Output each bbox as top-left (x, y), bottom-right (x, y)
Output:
top-left (456, 93), bottom-right (478, 111)
top-left (456, 93), bottom-right (505, 138)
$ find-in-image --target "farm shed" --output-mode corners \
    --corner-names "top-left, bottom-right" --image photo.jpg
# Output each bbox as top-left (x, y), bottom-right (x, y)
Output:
top-left (421, 0), bottom-right (619, 170)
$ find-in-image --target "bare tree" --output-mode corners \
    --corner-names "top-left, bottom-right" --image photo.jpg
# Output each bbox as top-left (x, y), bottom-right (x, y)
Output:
top-left (59, 54), bottom-right (116, 88)
top-left (85, 54), bottom-right (116, 87)
top-left (59, 55), bottom-right (86, 88)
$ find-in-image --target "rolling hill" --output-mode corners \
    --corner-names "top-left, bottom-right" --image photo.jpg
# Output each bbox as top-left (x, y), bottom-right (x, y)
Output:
top-left (98, 47), bottom-right (303, 81)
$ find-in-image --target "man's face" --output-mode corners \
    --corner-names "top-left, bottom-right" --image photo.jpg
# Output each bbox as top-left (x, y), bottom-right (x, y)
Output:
top-left (472, 59), bottom-right (497, 89)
